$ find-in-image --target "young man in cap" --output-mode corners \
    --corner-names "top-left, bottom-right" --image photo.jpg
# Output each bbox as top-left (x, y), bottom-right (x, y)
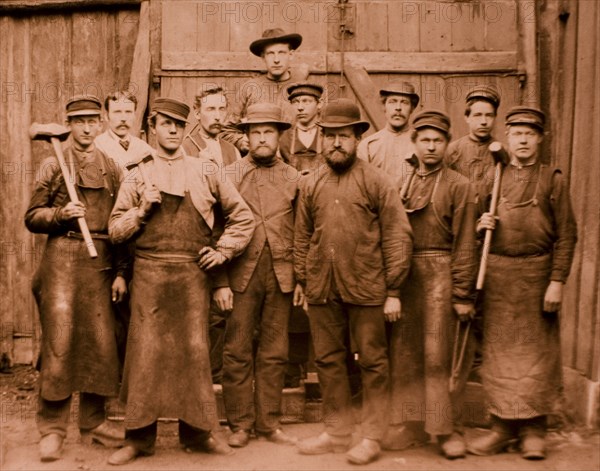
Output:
top-left (446, 85), bottom-right (501, 193)
top-left (220, 28), bottom-right (309, 154)
top-left (295, 99), bottom-right (413, 465)
top-left (107, 97), bottom-right (255, 465)
top-left (468, 107), bottom-right (577, 460)
top-left (385, 110), bottom-right (478, 459)
top-left (183, 85), bottom-right (241, 385)
top-left (279, 82), bottom-right (324, 173)
top-left (220, 103), bottom-right (303, 448)
top-left (357, 82), bottom-right (420, 185)
top-left (95, 91), bottom-right (153, 174)
top-left (25, 95), bottom-right (128, 461)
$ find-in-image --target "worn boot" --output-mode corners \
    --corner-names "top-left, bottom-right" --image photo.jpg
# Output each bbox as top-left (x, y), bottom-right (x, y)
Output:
top-left (438, 431), bottom-right (466, 459)
top-left (467, 415), bottom-right (516, 456)
top-left (39, 433), bottom-right (64, 462)
top-left (520, 416), bottom-right (546, 460)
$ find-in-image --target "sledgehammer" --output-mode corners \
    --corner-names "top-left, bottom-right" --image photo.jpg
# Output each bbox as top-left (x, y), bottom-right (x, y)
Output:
top-left (29, 123), bottom-right (98, 258)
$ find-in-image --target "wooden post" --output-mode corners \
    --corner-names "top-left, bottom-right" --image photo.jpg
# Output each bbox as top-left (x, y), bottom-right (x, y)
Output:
top-left (128, 0), bottom-right (151, 138)
top-left (343, 63), bottom-right (386, 131)
top-left (518, 0), bottom-right (540, 106)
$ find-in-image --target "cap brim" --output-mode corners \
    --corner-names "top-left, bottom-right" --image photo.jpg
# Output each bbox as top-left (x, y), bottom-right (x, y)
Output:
top-left (250, 34), bottom-right (303, 56)
top-left (507, 121), bottom-right (544, 131)
top-left (414, 123), bottom-right (449, 133)
top-left (66, 109), bottom-right (101, 117)
top-left (156, 110), bottom-right (189, 124)
top-left (379, 90), bottom-right (420, 107)
top-left (236, 120), bottom-right (292, 132)
top-left (318, 120), bottom-right (370, 134)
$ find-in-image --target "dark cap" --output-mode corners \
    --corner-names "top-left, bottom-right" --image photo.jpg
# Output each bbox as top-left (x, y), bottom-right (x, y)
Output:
top-left (466, 85), bottom-right (501, 108)
top-left (65, 95), bottom-right (102, 117)
top-left (287, 82), bottom-right (324, 101)
top-left (412, 110), bottom-right (451, 133)
top-left (235, 103), bottom-right (291, 132)
top-left (317, 99), bottom-right (370, 135)
top-left (249, 28), bottom-right (303, 57)
top-left (379, 82), bottom-right (420, 108)
top-left (151, 97), bottom-right (190, 124)
top-left (505, 106), bottom-right (545, 131)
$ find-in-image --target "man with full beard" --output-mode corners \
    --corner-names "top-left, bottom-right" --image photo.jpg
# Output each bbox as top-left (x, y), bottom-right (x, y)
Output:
top-left (294, 99), bottom-right (413, 465)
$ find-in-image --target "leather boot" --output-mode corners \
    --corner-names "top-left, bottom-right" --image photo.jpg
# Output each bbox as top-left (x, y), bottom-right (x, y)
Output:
top-left (438, 431), bottom-right (466, 459)
top-left (520, 416), bottom-right (546, 460)
top-left (467, 415), bottom-right (516, 456)
top-left (39, 433), bottom-right (64, 462)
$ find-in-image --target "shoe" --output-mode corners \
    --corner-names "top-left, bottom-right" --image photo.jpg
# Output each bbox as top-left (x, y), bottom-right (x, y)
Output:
top-left (82, 420), bottom-right (125, 448)
top-left (297, 432), bottom-right (352, 455)
top-left (467, 430), bottom-right (515, 456)
top-left (258, 428), bottom-right (297, 446)
top-left (381, 423), bottom-right (429, 451)
top-left (186, 434), bottom-right (234, 455)
top-left (520, 425), bottom-right (546, 460)
top-left (438, 432), bottom-right (466, 459)
top-left (39, 433), bottom-right (64, 462)
top-left (108, 445), bottom-right (140, 466)
top-left (346, 438), bottom-right (381, 465)
top-left (228, 429), bottom-right (250, 448)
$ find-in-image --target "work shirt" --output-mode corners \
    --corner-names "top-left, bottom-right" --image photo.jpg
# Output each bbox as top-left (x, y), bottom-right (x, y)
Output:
top-left (95, 130), bottom-right (153, 177)
top-left (224, 156), bottom-right (299, 293)
top-left (294, 158), bottom-right (413, 305)
top-left (182, 128), bottom-right (241, 167)
top-left (446, 134), bottom-right (496, 196)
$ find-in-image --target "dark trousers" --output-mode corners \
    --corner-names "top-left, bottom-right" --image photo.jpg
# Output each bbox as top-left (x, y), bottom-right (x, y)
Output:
top-left (37, 392), bottom-right (106, 437)
top-left (125, 420), bottom-right (210, 454)
top-left (308, 287), bottom-right (389, 441)
top-left (209, 300), bottom-right (227, 384)
top-left (222, 246), bottom-right (292, 434)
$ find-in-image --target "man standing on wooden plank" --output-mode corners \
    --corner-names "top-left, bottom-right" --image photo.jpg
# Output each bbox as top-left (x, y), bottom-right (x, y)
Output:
top-left (468, 107), bottom-right (577, 460)
top-left (384, 110), bottom-right (478, 459)
top-left (221, 103), bottom-right (302, 448)
top-left (220, 28), bottom-right (309, 154)
top-left (294, 99), bottom-right (413, 465)
top-left (107, 98), bottom-right (255, 465)
top-left (95, 91), bottom-right (153, 175)
top-left (357, 82), bottom-right (420, 185)
top-left (182, 86), bottom-right (241, 385)
top-left (25, 95), bottom-right (128, 462)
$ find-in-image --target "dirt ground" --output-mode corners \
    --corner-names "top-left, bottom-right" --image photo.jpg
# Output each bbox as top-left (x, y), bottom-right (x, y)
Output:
top-left (2, 365), bottom-right (599, 471)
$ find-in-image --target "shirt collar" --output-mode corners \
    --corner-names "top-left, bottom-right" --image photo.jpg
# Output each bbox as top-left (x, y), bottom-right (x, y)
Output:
top-left (416, 163), bottom-right (443, 177)
top-left (157, 147), bottom-right (185, 161)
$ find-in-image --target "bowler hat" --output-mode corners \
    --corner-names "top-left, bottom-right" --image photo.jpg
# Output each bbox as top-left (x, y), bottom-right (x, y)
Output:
top-left (412, 110), bottom-right (451, 134)
top-left (379, 82), bottom-right (420, 108)
top-left (317, 99), bottom-right (370, 135)
top-left (287, 83), bottom-right (324, 101)
top-left (152, 97), bottom-right (190, 123)
top-left (250, 28), bottom-right (303, 57)
top-left (466, 85), bottom-right (501, 108)
top-left (66, 95), bottom-right (102, 117)
top-left (505, 106), bottom-right (545, 131)
top-left (235, 103), bottom-right (291, 132)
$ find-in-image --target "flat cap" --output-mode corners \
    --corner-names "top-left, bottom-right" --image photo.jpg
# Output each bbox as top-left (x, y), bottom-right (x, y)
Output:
top-left (318, 98), bottom-right (370, 135)
top-left (412, 109), bottom-right (451, 133)
top-left (236, 103), bottom-right (291, 132)
top-left (287, 82), bottom-right (324, 101)
top-left (505, 106), bottom-right (545, 131)
top-left (250, 28), bottom-right (302, 57)
top-left (66, 95), bottom-right (102, 117)
top-left (152, 97), bottom-right (190, 123)
top-left (466, 85), bottom-right (501, 108)
top-left (379, 82), bottom-right (420, 107)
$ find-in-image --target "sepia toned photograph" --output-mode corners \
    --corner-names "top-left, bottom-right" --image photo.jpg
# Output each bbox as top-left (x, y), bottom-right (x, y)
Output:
top-left (0, 0), bottom-right (598, 470)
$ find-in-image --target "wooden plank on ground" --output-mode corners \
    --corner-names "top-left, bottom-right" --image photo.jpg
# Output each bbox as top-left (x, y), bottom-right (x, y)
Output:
top-left (344, 64), bottom-right (386, 131)
top-left (129, 0), bottom-right (151, 137)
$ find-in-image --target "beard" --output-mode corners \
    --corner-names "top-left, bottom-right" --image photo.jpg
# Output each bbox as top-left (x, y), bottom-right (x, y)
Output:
top-left (250, 144), bottom-right (278, 165)
top-left (324, 148), bottom-right (356, 173)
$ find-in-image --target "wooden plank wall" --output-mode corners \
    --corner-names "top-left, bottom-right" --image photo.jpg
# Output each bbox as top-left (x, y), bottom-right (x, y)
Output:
top-left (0, 7), bottom-right (140, 364)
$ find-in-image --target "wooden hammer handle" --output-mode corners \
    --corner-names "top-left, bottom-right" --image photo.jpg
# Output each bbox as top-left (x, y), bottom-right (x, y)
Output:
top-left (50, 137), bottom-right (98, 259)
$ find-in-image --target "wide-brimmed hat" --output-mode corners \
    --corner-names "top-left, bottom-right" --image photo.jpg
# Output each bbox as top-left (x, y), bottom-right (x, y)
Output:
top-left (287, 82), bottom-right (324, 101)
top-left (317, 99), bottom-right (370, 135)
top-left (379, 82), bottom-right (420, 108)
top-left (412, 110), bottom-right (451, 134)
top-left (466, 85), bottom-right (501, 108)
top-left (235, 103), bottom-right (291, 132)
top-left (250, 28), bottom-right (303, 56)
top-left (505, 106), bottom-right (545, 132)
top-left (151, 97), bottom-right (190, 123)
top-left (65, 95), bottom-right (102, 117)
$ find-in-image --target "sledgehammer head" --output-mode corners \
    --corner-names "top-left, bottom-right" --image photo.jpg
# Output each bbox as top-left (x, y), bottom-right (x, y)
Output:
top-left (29, 123), bottom-right (70, 142)
top-left (488, 141), bottom-right (510, 166)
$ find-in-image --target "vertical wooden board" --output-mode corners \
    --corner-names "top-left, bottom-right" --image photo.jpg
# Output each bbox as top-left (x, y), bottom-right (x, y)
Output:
top-left (327, 1), bottom-right (356, 53)
top-left (150, 0), bottom-right (162, 72)
top-left (355, 2), bottom-right (388, 52)
top-left (388, 1), bottom-right (420, 52)
top-left (419, 1), bottom-right (452, 52)
top-left (293, 1), bottom-right (327, 53)
top-left (443, 76), bottom-right (470, 138)
top-left (419, 74), bottom-right (447, 111)
top-left (228, 6), bottom-right (263, 53)
top-left (450, 2), bottom-right (485, 51)
top-left (196, 1), bottom-right (229, 52)
top-left (71, 12), bottom-right (109, 99)
top-left (116, 9), bottom-right (141, 90)
top-left (485, 0), bottom-right (519, 51)
top-left (161, 0), bottom-right (198, 54)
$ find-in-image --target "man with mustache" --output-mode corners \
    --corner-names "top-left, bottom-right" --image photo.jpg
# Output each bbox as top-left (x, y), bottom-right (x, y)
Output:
top-left (295, 99), bottom-right (413, 465)
top-left (221, 103), bottom-right (303, 448)
top-left (468, 107), bottom-right (577, 460)
top-left (95, 91), bottom-right (153, 175)
top-left (357, 82), bottom-right (420, 185)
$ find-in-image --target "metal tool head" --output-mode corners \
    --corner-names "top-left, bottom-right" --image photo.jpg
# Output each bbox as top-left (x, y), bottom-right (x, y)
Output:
top-left (29, 123), bottom-right (71, 142)
top-left (125, 151), bottom-right (154, 171)
top-left (406, 153), bottom-right (419, 168)
top-left (488, 141), bottom-right (510, 166)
